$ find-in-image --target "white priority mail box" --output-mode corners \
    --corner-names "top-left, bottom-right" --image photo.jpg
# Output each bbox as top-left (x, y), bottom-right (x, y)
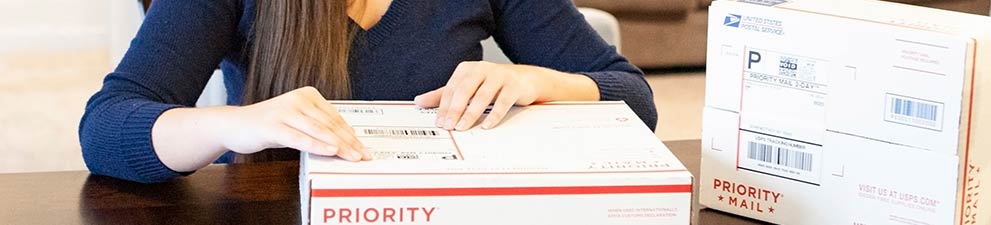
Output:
top-left (300, 101), bottom-right (692, 225)
top-left (701, 0), bottom-right (991, 224)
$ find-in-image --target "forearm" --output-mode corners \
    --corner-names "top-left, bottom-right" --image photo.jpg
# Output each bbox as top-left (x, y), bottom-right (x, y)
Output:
top-left (526, 64), bottom-right (657, 130)
top-left (580, 70), bottom-right (658, 130)
top-left (521, 65), bottom-right (600, 102)
top-left (152, 106), bottom-right (236, 172)
top-left (151, 87), bottom-right (371, 171)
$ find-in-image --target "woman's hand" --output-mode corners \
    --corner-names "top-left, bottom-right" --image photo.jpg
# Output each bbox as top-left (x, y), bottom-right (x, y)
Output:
top-left (223, 86), bottom-right (368, 161)
top-left (153, 86), bottom-right (366, 173)
top-left (413, 61), bottom-right (600, 131)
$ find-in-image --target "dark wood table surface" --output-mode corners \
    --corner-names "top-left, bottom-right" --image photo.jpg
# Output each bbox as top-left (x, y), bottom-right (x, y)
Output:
top-left (0, 140), bottom-right (769, 225)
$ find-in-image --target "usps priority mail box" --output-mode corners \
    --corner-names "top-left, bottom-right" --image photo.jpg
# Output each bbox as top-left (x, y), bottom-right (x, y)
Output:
top-left (300, 101), bottom-right (693, 225)
top-left (701, 0), bottom-right (991, 224)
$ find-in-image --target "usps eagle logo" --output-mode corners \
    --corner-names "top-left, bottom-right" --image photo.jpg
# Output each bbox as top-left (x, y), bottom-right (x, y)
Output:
top-left (724, 14), bottom-right (741, 27)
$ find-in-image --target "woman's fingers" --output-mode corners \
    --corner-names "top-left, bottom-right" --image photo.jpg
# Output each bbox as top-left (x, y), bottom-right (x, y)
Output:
top-left (305, 99), bottom-right (362, 147)
top-left (422, 61), bottom-right (536, 130)
top-left (272, 123), bottom-right (340, 158)
top-left (282, 114), bottom-right (363, 161)
top-left (435, 70), bottom-right (462, 127)
top-left (297, 87), bottom-right (371, 160)
top-left (437, 62), bottom-right (484, 129)
top-left (455, 75), bottom-right (504, 130)
top-left (440, 73), bottom-right (490, 130)
top-left (413, 87), bottom-right (444, 108)
top-left (298, 105), bottom-right (368, 160)
top-left (326, 118), bottom-right (369, 160)
top-left (481, 86), bottom-right (518, 129)
top-left (435, 86), bottom-right (453, 127)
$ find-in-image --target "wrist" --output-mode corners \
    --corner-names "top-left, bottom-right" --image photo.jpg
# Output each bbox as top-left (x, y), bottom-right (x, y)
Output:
top-left (520, 65), bottom-right (599, 102)
top-left (202, 106), bottom-right (245, 152)
top-left (561, 72), bottom-right (600, 101)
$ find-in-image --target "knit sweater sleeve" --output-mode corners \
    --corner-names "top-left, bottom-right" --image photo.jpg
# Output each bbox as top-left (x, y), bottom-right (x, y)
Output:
top-left (489, 0), bottom-right (657, 131)
top-left (79, 0), bottom-right (240, 183)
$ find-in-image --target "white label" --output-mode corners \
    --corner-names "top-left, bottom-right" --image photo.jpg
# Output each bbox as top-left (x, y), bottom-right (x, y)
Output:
top-left (739, 131), bottom-right (823, 184)
top-left (738, 47), bottom-right (827, 184)
top-left (739, 48), bottom-right (828, 141)
top-left (353, 126), bottom-right (463, 161)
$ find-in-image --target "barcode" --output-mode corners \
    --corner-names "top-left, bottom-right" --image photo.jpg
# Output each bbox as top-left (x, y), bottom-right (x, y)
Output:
top-left (747, 142), bottom-right (813, 172)
top-left (363, 129), bottom-right (439, 137)
top-left (337, 107), bottom-right (383, 115)
top-left (891, 97), bottom-right (938, 122)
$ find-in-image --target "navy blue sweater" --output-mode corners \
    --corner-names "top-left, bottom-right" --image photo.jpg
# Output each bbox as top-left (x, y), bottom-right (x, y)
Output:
top-left (80, 0), bottom-right (657, 183)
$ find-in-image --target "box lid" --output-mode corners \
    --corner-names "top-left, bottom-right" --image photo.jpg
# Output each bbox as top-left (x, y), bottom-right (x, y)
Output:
top-left (303, 101), bottom-right (692, 189)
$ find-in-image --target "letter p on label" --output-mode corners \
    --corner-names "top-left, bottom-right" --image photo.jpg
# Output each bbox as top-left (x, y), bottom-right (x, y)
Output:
top-left (748, 51), bottom-right (762, 69)
top-left (324, 208), bottom-right (337, 223)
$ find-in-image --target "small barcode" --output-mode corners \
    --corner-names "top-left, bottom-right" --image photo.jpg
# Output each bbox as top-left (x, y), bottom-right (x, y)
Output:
top-left (891, 97), bottom-right (938, 122)
top-left (747, 141), bottom-right (813, 172)
top-left (363, 129), bottom-right (439, 137)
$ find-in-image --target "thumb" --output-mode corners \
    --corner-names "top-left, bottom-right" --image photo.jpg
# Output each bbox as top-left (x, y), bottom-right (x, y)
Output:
top-left (414, 87), bottom-right (445, 108)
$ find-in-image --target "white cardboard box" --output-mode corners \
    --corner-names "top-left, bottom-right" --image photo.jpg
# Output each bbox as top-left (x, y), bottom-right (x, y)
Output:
top-left (300, 101), bottom-right (692, 225)
top-left (701, 0), bottom-right (991, 224)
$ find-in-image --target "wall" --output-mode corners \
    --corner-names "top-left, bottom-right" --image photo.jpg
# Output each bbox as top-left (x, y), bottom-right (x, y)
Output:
top-left (0, 0), bottom-right (142, 173)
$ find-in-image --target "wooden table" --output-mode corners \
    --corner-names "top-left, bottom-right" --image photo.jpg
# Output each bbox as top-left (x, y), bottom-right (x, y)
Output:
top-left (0, 140), bottom-right (769, 225)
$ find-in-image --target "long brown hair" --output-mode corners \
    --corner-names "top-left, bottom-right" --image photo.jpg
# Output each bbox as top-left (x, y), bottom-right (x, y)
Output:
top-left (239, 0), bottom-right (354, 162)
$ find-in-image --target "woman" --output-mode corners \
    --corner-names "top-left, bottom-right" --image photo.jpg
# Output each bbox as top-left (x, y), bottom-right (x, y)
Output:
top-left (79, 0), bottom-right (657, 183)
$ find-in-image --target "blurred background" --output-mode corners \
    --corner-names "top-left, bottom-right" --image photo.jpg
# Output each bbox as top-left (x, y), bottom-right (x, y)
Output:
top-left (0, 1), bottom-right (142, 173)
top-left (1, 0), bottom-right (987, 173)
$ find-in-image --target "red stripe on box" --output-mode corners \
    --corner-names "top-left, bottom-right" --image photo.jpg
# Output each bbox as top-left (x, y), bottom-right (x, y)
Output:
top-left (448, 130), bottom-right (465, 160)
top-left (308, 169), bottom-right (688, 175)
top-left (311, 184), bottom-right (692, 197)
top-left (329, 101), bottom-right (623, 106)
top-left (959, 39), bottom-right (978, 225)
